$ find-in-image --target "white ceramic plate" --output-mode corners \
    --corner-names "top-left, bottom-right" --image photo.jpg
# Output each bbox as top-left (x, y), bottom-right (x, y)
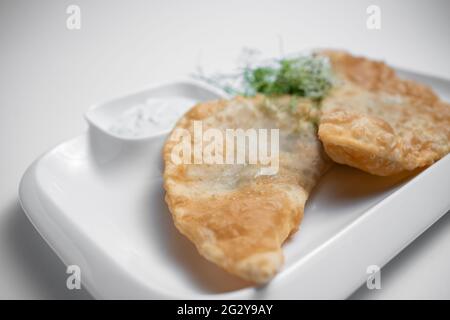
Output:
top-left (19, 74), bottom-right (450, 299)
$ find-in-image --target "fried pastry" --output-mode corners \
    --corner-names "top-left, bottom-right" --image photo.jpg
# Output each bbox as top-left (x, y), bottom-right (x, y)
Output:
top-left (163, 95), bottom-right (330, 283)
top-left (318, 50), bottom-right (450, 176)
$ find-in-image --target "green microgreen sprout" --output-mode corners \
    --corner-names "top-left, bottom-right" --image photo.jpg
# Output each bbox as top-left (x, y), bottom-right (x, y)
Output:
top-left (193, 48), bottom-right (334, 100)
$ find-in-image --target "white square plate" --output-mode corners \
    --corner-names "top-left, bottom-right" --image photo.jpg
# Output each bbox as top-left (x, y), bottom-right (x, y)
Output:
top-left (19, 74), bottom-right (450, 299)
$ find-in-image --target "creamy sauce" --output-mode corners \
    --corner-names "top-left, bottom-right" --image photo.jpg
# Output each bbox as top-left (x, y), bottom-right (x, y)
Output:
top-left (109, 97), bottom-right (197, 138)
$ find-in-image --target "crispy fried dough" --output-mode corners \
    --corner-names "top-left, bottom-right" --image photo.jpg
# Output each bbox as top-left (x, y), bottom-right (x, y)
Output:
top-left (318, 50), bottom-right (450, 176)
top-left (163, 96), bottom-right (330, 283)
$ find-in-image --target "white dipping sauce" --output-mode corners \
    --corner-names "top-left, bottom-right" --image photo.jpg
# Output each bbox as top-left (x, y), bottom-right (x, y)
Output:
top-left (109, 97), bottom-right (197, 138)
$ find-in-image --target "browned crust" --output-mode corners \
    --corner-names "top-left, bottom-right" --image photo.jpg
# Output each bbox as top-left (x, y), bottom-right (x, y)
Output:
top-left (318, 50), bottom-right (450, 176)
top-left (163, 97), bottom-right (329, 283)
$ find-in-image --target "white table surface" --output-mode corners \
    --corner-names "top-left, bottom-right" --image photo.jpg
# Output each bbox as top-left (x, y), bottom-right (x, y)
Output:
top-left (0, 0), bottom-right (449, 299)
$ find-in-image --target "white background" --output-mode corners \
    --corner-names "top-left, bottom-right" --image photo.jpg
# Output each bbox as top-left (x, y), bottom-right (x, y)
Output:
top-left (0, 0), bottom-right (449, 299)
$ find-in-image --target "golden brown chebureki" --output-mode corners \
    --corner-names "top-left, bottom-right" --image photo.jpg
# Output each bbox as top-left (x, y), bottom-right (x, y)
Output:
top-left (318, 50), bottom-right (450, 176)
top-left (163, 96), bottom-right (330, 283)
top-left (163, 51), bottom-right (450, 284)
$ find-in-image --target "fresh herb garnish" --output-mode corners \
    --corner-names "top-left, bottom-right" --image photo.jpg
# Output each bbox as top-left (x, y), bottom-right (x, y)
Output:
top-left (194, 50), bottom-right (334, 100)
top-left (248, 56), bottom-right (333, 99)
